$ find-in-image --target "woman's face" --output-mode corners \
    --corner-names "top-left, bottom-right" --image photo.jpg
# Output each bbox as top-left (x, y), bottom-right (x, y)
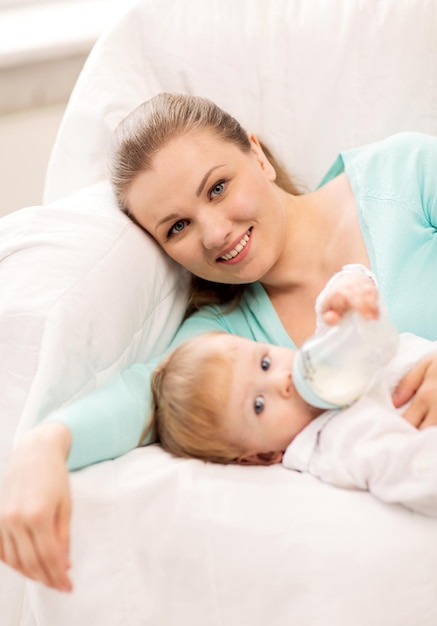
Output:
top-left (125, 130), bottom-right (289, 285)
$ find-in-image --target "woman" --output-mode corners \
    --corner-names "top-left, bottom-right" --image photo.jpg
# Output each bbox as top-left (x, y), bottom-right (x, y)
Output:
top-left (1, 93), bottom-right (437, 592)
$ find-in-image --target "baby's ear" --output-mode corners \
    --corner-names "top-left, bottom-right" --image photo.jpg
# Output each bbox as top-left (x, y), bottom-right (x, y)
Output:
top-left (238, 451), bottom-right (283, 466)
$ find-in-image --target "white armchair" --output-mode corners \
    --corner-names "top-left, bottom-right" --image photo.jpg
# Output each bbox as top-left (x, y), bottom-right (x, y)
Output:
top-left (2, 1), bottom-right (437, 624)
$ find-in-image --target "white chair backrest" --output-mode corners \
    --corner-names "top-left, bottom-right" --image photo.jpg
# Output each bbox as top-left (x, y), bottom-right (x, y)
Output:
top-left (44, 0), bottom-right (437, 203)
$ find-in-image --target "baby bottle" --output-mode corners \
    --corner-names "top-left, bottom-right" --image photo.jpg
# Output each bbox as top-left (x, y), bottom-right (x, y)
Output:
top-left (292, 306), bottom-right (399, 409)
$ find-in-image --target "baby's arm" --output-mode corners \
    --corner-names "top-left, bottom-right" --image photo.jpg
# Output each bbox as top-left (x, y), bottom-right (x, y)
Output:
top-left (316, 264), bottom-right (379, 326)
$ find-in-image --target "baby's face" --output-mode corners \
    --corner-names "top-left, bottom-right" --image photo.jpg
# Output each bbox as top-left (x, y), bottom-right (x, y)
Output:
top-left (206, 335), bottom-right (322, 463)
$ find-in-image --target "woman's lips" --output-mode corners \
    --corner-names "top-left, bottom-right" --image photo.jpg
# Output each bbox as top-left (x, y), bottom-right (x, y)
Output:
top-left (217, 227), bottom-right (253, 263)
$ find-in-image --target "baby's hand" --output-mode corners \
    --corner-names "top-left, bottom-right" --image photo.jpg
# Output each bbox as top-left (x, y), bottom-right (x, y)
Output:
top-left (319, 271), bottom-right (379, 326)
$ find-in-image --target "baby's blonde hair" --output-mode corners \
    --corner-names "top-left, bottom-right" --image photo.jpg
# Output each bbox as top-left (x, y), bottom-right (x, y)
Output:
top-left (145, 333), bottom-right (247, 464)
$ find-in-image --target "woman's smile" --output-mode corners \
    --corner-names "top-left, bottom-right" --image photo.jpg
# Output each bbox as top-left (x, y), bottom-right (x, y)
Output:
top-left (217, 227), bottom-right (253, 263)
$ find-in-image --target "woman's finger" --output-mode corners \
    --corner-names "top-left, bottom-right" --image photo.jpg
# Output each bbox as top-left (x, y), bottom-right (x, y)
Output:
top-left (1, 512), bottom-right (71, 590)
top-left (401, 394), bottom-right (428, 429)
top-left (1, 528), bottom-right (25, 576)
top-left (392, 359), bottom-right (430, 413)
top-left (31, 519), bottom-right (72, 591)
top-left (56, 495), bottom-right (72, 572)
top-left (394, 353), bottom-right (437, 430)
top-left (418, 407), bottom-right (437, 429)
top-left (1, 510), bottom-right (56, 587)
top-left (1, 524), bottom-right (55, 587)
top-left (402, 394), bottom-right (437, 430)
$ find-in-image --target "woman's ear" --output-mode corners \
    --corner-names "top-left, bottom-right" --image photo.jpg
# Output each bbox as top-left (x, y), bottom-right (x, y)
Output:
top-left (247, 133), bottom-right (277, 182)
top-left (238, 450), bottom-right (283, 466)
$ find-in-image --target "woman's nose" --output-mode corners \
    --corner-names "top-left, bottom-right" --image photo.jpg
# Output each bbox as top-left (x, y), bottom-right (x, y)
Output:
top-left (198, 214), bottom-right (232, 250)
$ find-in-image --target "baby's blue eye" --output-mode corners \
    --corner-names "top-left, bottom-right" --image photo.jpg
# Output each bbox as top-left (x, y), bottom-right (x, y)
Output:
top-left (261, 356), bottom-right (271, 371)
top-left (254, 396), bottom-right (265, 415)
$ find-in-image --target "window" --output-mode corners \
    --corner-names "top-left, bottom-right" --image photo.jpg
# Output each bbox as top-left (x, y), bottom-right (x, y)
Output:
top-left (0, 0), bottom-right (58, 7)
top-left (0, 0), bottom-right (137, 68)
top-left (0, 0), bottom-right (110, 8)
top-left (0, 0), bottom-right (79, 8)
top-left (0, 0), bottom-right (137, 112)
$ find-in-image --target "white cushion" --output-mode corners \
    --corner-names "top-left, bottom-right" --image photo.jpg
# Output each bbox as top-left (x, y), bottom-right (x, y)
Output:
top-left (0, 180), bottom-right (187, 447)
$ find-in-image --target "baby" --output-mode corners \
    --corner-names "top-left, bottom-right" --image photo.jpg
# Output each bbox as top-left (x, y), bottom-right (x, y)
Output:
top-left (146, 266), bottom-right (437, 516)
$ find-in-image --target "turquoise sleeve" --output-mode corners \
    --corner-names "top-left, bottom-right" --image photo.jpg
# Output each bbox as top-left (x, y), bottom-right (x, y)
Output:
top-left (44, 307), bottom-right (231, 470)
top-left (414, 133), bottom-right (437, 224)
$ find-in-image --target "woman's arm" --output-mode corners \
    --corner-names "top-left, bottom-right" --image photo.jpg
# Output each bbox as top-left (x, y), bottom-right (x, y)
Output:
top-left (0, 306), bottom-right (233, 588)
top-left (49, 306), bottom-right (236, 470)
top-left (49, 361), bottom-right (159, 470)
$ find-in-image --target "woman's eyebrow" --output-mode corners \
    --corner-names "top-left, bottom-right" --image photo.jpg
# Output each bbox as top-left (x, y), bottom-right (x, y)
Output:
top-left (196, 165), bottom-right (225, 196)
top-left (155, 212), bottom-right (180, 232)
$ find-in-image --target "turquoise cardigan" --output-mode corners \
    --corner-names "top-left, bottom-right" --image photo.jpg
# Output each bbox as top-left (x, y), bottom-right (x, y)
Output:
top-left (47, 132), bottom-right (437, 469)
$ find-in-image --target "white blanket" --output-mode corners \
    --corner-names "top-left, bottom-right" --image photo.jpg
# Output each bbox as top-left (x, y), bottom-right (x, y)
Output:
top-left (25, 446), bottom-right (437, 626)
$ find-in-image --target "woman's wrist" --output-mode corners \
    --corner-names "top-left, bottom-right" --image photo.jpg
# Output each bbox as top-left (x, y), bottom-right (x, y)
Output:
top-left (20, 422), bottom-right (72, 462)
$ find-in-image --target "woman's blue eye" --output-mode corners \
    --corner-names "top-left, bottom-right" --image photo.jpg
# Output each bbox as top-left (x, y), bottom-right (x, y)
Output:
top-left (210, 181), bottom-right (225, 198)
top-left (261, 356), bottom-right (271, 371)
top-left (169, 220), bottom-right (187, 237)
top-left (254, 396), bottom-right (265, 415)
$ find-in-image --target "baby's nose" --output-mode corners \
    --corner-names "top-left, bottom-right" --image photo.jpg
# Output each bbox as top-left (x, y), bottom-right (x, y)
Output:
top-left (277, 371), bottom-right (292, 397)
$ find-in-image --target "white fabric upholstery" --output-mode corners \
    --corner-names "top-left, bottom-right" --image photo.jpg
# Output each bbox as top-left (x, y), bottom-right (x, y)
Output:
top-left (44, 0), bottom-right (437, 202)
top-left (2, 0), bottom-right (437, 624)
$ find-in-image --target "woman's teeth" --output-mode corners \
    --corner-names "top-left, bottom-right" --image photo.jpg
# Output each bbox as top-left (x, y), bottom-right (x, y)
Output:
top-left (219, 230), bottom-right (251, 261)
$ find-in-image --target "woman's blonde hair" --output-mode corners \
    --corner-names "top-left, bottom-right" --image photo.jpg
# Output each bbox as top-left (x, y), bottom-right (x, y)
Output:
top-left (143, 333), bottom-right (246, 464)
top-left (108, 92), bottom-right (301, 312)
